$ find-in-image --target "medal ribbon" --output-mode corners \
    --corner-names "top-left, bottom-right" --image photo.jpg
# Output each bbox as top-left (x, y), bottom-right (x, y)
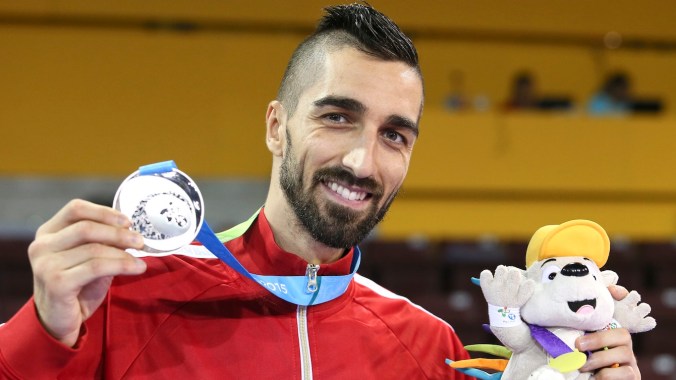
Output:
top-left (528, 324), bottom-right (587, 373)
top-left (139, 161), bottom-right (361, 306)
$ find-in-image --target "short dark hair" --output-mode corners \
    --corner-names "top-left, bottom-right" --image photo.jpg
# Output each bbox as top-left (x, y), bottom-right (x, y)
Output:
top-left (277, 3), bottom-right (421, 116)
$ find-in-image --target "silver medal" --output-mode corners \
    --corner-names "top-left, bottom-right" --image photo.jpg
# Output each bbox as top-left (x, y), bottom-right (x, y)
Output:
top-left (113, 167), bottom-right (204, 253)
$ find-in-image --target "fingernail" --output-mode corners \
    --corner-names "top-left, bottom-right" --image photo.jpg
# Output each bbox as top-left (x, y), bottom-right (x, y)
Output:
top-left (135, 258), bottom-right (147, 270)
top-left (579, 357), bottom-right (594, 372)
top-left (117, 215), bottom-right (130, 227)
top-left (577, 337), bottom-right (590, 351)
top-left (129, 233), bottom-right (143, 246)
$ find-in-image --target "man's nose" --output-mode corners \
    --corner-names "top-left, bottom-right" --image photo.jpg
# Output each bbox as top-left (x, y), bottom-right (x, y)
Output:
top-left (342, 135), bottom-right (377, 179)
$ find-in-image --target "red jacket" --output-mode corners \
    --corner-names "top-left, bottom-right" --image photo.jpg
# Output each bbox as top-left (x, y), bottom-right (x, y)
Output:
top-left (0, 210), bottom-right (470, 379)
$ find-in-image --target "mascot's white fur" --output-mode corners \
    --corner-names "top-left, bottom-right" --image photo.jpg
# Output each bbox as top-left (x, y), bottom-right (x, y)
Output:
top-left (479, 220), bottom-right (656, 380)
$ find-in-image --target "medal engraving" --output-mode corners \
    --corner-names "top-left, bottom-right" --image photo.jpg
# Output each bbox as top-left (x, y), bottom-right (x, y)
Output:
top-left (113, 167), bottom-right (204, 253)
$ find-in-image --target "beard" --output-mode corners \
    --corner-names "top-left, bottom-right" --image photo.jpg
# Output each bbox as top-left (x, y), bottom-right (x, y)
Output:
top-left (279, 134), bottom-right (398, 249)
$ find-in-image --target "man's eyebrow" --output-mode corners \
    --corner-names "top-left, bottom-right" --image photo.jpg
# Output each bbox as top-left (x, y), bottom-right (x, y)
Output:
top-left (313, 95), bottom-right (419, 137)
top-left (387, 115), bottom-right (419, 138)
top-left (541, 258), bottom-right (557, 267)
top-left (313, 96), bottom-right (366, 114)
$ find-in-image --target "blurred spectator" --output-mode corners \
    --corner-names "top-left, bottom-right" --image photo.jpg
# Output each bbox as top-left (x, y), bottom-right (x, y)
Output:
top-left (503, 71), bottom-right (572, 112)
top-left (588, 72), bottom-right (632, 115)
top-left (504, 71), bottom-right (538, 110)
top-left (443, 70), bottom-right (470, 111)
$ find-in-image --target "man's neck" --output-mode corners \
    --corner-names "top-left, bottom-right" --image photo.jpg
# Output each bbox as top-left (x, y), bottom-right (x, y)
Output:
top-left (263, 207), bottom-right (346, 265)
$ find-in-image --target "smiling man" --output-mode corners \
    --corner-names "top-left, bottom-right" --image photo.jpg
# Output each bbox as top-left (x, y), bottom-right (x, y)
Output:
top-left (0, 3), bottom-right (642, 380)
top-left (265, 45), bottom-right (421, 263)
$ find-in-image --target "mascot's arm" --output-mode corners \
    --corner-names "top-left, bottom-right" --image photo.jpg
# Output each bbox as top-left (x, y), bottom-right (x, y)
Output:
top-left (601, 269), bottom-right (656, 332)
top-left (612, 289), bottom-right (656, 333)
top-left (480, 266), bottom-right (536, 352)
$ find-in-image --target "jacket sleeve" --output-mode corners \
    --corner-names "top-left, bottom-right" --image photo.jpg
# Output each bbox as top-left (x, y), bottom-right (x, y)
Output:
top-left (0, 298), bottom-right (105, 379)
top-left (439, 323), bottom-right (474, 380)
top-left (414, 313), bottom-right (474, 380)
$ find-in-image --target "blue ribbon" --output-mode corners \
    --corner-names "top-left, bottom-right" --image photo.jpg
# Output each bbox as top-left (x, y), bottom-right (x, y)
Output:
top-left (138, 161), bottom-right (360, 306)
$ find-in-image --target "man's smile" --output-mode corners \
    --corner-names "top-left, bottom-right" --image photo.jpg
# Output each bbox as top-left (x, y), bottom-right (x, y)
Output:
top-left (325, 180), bottom-right (369, 201)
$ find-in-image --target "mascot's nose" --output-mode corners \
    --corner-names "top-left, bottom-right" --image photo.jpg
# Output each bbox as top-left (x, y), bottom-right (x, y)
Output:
top-left (560, 262), bottom-right (589, 277)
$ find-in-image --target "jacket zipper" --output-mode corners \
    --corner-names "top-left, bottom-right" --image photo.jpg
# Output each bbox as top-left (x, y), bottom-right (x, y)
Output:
top-left (305, 264), bottom-right (320, 293)
top-left (297, 264), bottom-right (319, 380)
top-left (297, 305), bottom-right (313, 380)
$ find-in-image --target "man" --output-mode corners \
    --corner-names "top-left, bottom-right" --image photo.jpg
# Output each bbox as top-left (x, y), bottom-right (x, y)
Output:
top-left (0, 4), bottom-right (641, 379)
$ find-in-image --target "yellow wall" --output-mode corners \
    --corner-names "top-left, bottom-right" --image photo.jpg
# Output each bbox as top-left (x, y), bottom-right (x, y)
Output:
top-left (0, 26), bottom-right (299, 177)
top-left (380, 110), bottom-right (676, 240)
top-left (3, 1), bottom-right (676, 39)
top-left (2, 1), bottom-right (676, 240)
top-left (408, 111), bottom-right (676, 193)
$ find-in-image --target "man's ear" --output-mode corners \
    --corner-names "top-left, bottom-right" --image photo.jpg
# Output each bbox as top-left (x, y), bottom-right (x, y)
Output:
top-left (266, 100), bottom-right (287, 157)
top-left (600, 270), bottom-right (619, 287)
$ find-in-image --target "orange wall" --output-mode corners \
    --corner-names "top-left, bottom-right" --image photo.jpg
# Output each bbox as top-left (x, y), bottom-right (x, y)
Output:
top-left (2, 1), bottom-right (676, 239)
top-left (380, 110), bottom-right (676, 240)
top-left (3, 1), bottom-right (676, 40)
top-left (0, 26), bottom-right (297, 177)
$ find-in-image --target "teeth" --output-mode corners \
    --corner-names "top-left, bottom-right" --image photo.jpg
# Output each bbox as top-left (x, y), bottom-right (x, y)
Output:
top-left (327, 181), bottom-right (367, 201)
top-left (339, 187), bottom-right (349, 198)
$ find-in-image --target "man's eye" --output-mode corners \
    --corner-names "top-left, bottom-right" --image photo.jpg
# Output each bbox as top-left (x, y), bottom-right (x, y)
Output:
top-left (384, 130), bottom-right (404, 144)
top-left (325, 113), bottom-right (347, 123)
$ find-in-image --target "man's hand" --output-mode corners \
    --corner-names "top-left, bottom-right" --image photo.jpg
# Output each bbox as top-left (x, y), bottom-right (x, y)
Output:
top-left (28, 199), bottom-right (146, 347)
top-left (577, 328), bottom-right (638, 379)
top-left (576, 284), bottom-right (641, 379)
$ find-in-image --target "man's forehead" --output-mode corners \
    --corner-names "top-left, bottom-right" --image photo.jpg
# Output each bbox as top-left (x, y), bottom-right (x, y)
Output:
top-left (314, 49), bottom-right (421, 104)
top-left (324, 47), bottom-right (421, 81)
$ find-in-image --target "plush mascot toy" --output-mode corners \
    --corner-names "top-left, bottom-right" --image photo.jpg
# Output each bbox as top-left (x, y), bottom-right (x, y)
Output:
top-left (448, 219), bottom-right (656, 380)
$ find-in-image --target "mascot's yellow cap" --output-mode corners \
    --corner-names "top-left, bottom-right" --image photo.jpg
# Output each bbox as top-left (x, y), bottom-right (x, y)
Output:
top-left (525, 219), bottom-right (610, 268)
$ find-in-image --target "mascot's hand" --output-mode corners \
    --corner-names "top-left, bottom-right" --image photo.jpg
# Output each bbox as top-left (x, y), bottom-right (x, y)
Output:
top-left (480, 265), bottom-right (534, 309)
top-left (613, 289), bottom-right (656, 333)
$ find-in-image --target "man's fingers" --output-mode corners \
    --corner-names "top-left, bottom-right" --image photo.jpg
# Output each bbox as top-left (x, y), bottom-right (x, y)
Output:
top-left (578, 328), bottom-right (638, 375)
top-left (583, 344), bottom-right (634, 368)
top-left (581, 344), bottom-right (638, 379)
top-left (594, 364), bottom-right (638, 380)
top-left (33, 243), bottom-right (145, 274)
top-left (27, 199), bottom-right (148, 347)
top-left (608, 284), bottom-right (629, 301)
top-left (36, 247), bottom-right (147, 294)
top-left (37, 219), bottom-right (143, 253)
top-left (577, 328), bottom-right (632, 352)
top-left (64, 253), bottom-right (147, 284)
top-left (36, 199), bottom-right (130, 237)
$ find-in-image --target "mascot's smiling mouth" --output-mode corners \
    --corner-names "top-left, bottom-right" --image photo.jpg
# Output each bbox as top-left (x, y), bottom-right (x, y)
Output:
top-left (568, 298), bottom-right (597, 314)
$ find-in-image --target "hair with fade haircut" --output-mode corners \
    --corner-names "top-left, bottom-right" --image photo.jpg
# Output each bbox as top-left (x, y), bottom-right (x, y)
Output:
top-left (277, 3), bottom-right (422, 116)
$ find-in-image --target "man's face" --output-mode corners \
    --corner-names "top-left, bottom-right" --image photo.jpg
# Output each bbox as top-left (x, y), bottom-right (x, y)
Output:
top-left (278, 48), bottom-right (423, 248)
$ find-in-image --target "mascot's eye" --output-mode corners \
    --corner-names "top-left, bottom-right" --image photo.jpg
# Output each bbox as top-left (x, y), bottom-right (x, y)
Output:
top-left (541, 265), bottom-right (561, 283)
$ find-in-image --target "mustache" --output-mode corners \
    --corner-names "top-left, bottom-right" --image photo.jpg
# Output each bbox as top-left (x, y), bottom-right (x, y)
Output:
top-left (313, 167), bottom-right (384, 197)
